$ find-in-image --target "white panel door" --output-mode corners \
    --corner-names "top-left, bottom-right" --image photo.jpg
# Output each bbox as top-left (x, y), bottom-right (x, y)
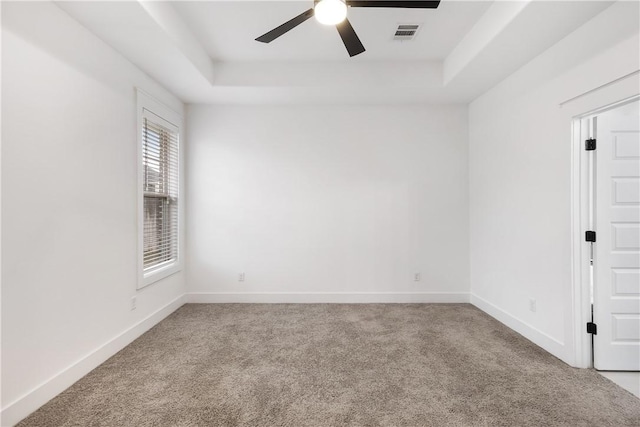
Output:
top-left (593, 99), bottom-right (640, 371)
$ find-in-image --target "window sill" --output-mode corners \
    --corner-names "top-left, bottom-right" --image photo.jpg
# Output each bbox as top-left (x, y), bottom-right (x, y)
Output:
top-left (138, 261), bottom-right (182, 289)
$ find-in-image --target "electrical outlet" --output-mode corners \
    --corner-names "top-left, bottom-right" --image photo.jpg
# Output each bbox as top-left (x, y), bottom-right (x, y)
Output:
top-left (414, 273), bottom-right (421, 282)
top-left (131, 296), bottom-right (137, 311)
top-left (529, 298), bottom-right (536, 313)
top-left (238, 273), bottom-right (245, 282)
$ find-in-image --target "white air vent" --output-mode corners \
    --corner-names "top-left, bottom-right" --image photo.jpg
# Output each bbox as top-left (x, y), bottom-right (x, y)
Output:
top-left (393, 24), bottom-right (420, 41)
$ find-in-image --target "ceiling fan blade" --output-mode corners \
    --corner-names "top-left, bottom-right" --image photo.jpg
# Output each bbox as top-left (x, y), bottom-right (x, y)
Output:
top-left (336, 18), bottom-right (366, 57)
top-left (348, 1), bottom-right (440, 8)
top-left (255, 8), bottom-right (315, 43)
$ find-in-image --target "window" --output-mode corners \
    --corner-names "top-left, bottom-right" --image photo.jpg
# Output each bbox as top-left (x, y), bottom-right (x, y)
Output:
top-left (137, 91), bottom-right (182, 288)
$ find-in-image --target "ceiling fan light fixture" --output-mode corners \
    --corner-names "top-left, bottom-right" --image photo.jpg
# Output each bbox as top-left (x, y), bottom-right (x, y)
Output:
top-left (314, 0), bottom-right (347, 26)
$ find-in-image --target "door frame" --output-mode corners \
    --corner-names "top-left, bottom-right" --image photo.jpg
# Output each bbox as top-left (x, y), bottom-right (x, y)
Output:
top-left (570, 92), bottom-right (640, 369)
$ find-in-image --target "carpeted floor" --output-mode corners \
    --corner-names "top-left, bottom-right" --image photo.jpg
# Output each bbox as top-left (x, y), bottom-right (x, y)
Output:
top-left (18, 304), bottom-right (640, 426)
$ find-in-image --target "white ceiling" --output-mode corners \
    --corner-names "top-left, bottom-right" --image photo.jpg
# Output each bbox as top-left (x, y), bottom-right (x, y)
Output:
top-left (57, 1), bottom-right (617, 105)
top-left (172, 1), bottom-right (492, 61)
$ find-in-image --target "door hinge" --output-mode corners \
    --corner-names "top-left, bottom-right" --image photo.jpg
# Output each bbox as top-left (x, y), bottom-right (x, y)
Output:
top-left (586, 322), bottom-right (597, 335)
top-left (585, 231), bottom-right (596, 242)
top-left (585, 138), bottom-right (596, 151)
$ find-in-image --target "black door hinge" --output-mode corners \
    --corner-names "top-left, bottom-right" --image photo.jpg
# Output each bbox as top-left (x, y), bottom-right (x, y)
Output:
top-left (585, 139), bottom-right (596, 151)
top-left (587, 322), bottom-right (597, 335)
top-left (585, 231), bottom-right (596, 242)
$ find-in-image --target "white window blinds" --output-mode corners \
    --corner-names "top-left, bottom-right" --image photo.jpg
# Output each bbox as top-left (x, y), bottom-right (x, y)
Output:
top-left (142, 113), bottom-right (179, 272)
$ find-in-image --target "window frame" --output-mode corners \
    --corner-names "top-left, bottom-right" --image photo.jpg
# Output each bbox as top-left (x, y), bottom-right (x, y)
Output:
top-left (137, 89), bottom-right (183, 289)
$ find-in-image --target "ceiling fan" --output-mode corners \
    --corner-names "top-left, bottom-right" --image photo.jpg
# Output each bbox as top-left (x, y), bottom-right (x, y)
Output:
top-left (255, 0), bottom-right (441, 57)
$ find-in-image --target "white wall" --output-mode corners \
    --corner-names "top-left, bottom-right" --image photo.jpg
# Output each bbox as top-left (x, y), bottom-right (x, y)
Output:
top-left (1, 3), bottom-right (186, 425)
top-left (187, 105), bottom-right (469, 302)
top-left (469, 1), bottom-right (639, 366)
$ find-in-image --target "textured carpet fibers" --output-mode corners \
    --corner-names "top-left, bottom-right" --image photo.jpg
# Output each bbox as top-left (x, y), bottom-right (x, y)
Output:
top-left (18, 304), bottom-right (640, 426)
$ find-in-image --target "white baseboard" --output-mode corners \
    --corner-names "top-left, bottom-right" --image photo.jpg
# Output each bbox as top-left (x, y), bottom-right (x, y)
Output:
top-left (470, 293), bottom-right (567, 363)
top-left (1, 294), bottom-right (186, 427)
top-left (187, 292), bottom-right (470, 304)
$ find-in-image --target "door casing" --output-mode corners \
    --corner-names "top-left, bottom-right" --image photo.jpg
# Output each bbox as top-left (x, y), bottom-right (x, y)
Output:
top-left (570, 92), bottom-right (640, 368)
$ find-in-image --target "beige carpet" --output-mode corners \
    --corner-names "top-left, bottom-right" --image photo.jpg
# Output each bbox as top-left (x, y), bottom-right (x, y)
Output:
top-left (18, 304), bottom-right (640, 426)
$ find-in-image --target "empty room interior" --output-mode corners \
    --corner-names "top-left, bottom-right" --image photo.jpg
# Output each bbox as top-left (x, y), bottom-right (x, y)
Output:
top-left (2, 0), bottom-right (640, 425)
